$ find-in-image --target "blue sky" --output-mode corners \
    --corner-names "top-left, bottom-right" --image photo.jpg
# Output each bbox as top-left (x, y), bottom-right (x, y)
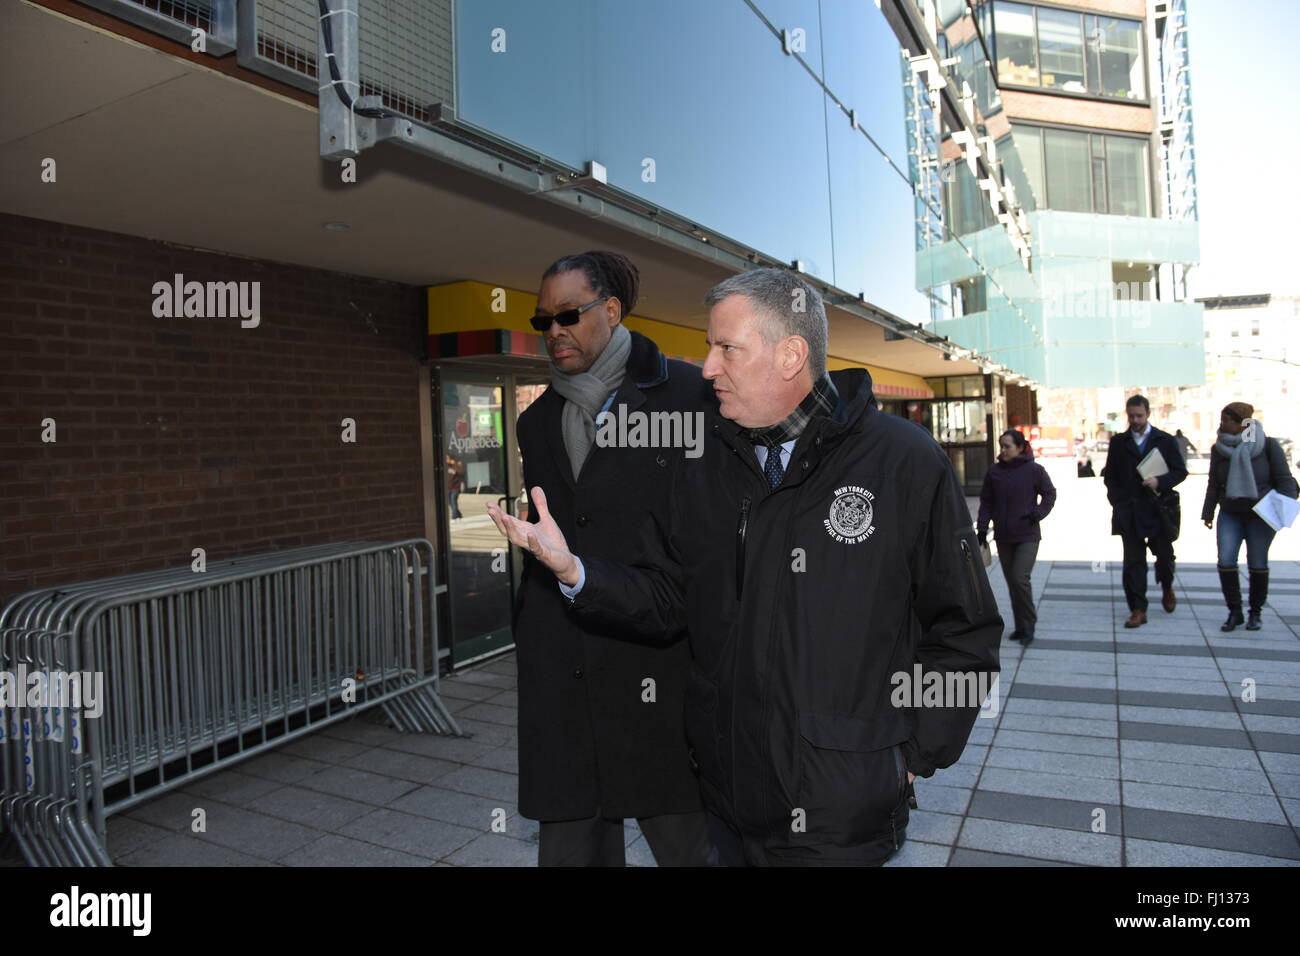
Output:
top-left (1187, 0), bottom-right (1298, 297)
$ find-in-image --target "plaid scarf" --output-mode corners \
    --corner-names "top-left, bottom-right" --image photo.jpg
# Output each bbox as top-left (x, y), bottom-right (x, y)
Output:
top-left (742, 374), bottom-right (839, 448)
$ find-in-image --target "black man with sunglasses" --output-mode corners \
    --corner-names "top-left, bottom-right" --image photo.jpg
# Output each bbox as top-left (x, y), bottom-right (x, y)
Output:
top-left (511, 251), bottom-right (711, 866)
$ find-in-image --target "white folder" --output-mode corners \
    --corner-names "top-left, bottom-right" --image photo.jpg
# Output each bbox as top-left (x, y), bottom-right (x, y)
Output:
top-left (1137, 446), bottom-right (1169, 481)
top-left (1253, 490), bottom-right (1300, 532)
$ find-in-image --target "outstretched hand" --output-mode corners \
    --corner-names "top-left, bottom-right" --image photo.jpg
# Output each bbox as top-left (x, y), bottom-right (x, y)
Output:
top-left (485, 486), bottom-right (581, 586)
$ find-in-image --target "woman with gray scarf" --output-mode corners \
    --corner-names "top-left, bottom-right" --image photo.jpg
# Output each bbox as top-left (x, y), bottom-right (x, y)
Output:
top-left (1202, 402), bottom-right (1299, 631)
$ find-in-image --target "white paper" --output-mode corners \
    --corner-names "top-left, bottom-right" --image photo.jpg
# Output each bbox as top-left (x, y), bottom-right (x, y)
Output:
top-left (1137, 446), bottom-right (1169, 481)
top-left (1252, 490), bottom-right (1300, 532)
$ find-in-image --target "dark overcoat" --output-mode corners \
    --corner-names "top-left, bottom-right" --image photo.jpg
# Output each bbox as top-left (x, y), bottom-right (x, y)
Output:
top-left (512, 330), bottom-right (706, 822)
top-left (1102, 426), bottom-right (1188, 538)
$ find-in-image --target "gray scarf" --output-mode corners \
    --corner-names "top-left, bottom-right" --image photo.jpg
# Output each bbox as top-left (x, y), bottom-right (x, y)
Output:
top-left (1214, 420), bottom-right (1266, 500)
top-left (548, 323), bottom-right (632, 479)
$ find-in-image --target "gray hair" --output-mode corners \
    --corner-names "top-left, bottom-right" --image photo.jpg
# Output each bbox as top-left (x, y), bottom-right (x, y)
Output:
top-left (704, 268), bottom-right (828, 380)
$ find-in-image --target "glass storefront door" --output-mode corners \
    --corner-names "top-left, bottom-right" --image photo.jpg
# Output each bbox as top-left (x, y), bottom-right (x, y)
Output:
top-left (437, 369), bottom-right (548, 668)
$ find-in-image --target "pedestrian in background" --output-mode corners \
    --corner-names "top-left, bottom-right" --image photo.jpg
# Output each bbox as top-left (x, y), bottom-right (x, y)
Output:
top-left (978, 430), bottom-right (1057, 646)
top-left (1076, 438), bottom-right (1096, 478)
top-left (1203, 402), bottom-right (1299, 632)
top-left (445, 453), bottom-right (464, 520)
top-left (1174, 429), bottom-right (1197, 463)
top-left (1102, 395), bottom-right (1188, 629)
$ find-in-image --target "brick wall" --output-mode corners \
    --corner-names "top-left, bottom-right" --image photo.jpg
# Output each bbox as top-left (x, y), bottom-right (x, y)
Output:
top-left (1001, 90), bottom-right (1154, 135)
top-left (0, 213), bottom-right (427, 604)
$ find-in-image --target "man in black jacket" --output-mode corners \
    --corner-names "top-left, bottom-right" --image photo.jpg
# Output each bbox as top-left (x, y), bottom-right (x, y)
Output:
top-left (490, 268), bottom-right (1002, 866)
top-left (1102, 394), bottom-right (1188, 628)
top-left (511, 251), bottom-right (710, 866)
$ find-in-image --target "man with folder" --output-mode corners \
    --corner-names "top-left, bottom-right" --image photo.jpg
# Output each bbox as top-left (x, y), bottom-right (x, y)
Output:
top-left (1102, 395), bottom-right (1188, 628)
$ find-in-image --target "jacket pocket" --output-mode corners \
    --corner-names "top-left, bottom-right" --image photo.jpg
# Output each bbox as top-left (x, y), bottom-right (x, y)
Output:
top-left (789, 710), bottom-right (910, 848)
top-left (957, 534), bottom-right (985, 615)
top-left (683, 667), bottom-right (724, 790)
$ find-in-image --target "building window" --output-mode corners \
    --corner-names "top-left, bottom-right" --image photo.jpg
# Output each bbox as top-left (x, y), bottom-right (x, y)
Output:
top-left (1091, 17), bottom-right (1145, 99)
top-left (950, 375), bottom-right (987, 397)
top-left (954, 276), bottom-right (988, 315)
top-left (992, 1), bottom-right (1039, 87)
top-left (1043, 128), bottom-right (1092, 212)
top-left (1010, 127), bottom-right (1046, 209)
top-left (1013, 123), bottom-right (1150, 217)
top-left (943, 154), bottom-right (994, 238)
top-left (992, 2), bottom-right (1146, 101)
top-left (1105, 136), bottom-right (1150, 216)
top-left (1038, 7), bottom-right (1086, 92)
top-left (997, 132), bottom-right (1036, 210)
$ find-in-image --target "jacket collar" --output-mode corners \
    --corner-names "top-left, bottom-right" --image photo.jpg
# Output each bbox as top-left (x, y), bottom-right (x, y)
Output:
top-left (710, 366), bottom-right (877, 488)
top-left (1123, 424), bottom-right (1167, 457)
top-left (625, 329), bottom-right (669, 389)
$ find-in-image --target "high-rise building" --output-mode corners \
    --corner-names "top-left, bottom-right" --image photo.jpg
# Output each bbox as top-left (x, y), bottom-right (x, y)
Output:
top-left (900, 0), bottom-right (1204, 389)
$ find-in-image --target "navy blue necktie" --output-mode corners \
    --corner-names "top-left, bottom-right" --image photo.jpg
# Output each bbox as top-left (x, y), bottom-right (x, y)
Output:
top-left (763, 443), bottom-right (785, 490)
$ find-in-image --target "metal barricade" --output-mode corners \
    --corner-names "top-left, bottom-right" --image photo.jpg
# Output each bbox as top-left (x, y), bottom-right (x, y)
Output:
top-left (0, 539), bottom-right (462, 866)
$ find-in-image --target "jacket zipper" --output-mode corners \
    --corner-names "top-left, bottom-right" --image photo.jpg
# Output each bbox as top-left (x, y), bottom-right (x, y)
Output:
top-left (735, 497), bottom-right (751, 598)
top-left (959, 538), bottom-right (984, 615)
top-left (891, 744), bottom-right (907, 850)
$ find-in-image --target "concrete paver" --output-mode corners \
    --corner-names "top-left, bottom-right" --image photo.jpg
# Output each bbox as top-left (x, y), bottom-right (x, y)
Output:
top-left (18, 471), bottom-right (1289, 868)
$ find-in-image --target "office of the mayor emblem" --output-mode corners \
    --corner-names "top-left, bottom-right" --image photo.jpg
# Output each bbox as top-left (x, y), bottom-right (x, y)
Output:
top-left (825, 486), bottom-right (876, 544)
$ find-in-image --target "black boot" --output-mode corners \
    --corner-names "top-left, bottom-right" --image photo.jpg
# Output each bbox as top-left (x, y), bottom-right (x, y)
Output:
top-left (1247, 569), bottom-right (1268, 631)
top-left (1218, 567), bottom-right (1244, 632)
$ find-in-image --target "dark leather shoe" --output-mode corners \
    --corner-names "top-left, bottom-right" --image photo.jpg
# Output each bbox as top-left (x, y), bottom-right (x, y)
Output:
top-left (1161, 586), bottom-right (1176, 613)
top-left (1020, 630), bottom-right (1035, 647)
top-left (1124, 610), bottom-right (1147, 628)
top-left (1008, 630), bottom-right (1023, 643)
top-left (1246, 610), bottom-right (1262, 631)
top-left (1221, 609), bottom-right (1244, 632)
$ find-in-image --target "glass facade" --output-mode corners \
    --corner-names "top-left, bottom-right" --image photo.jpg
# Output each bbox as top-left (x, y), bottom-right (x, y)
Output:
top-left (455, 0), bottom-right (931, 324)
top-left (451, 0), bottom-right (1196, 391)
top-left (992, 1), bottom-right (1146, 100)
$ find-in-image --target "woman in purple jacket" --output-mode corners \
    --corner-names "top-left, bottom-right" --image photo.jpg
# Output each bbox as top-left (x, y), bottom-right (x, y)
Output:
top-left (978, 430), bottom-right (1058, 646)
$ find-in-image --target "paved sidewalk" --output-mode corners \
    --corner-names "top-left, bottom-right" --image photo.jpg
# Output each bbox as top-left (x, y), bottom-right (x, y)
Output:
top-left (887, 557), bottom-right (1300, 866)
top-left (41, 472), bottom-right (1300, 867)
top-left (92, 554), bottom-right (1300, 867)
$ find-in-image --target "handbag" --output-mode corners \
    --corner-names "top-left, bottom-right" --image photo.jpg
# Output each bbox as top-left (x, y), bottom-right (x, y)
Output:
top-left (980, 541), bottom-right (993, 568)
top-left (1154, 488), bottom-right (1181, 542)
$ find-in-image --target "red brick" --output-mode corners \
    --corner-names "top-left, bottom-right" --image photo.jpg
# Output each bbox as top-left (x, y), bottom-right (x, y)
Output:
top-left (2, 211), bottom-right (425, 586)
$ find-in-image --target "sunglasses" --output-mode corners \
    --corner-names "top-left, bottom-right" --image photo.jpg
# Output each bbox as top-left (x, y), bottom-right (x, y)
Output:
top-left (529, 295), bottom-right (609, 333)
